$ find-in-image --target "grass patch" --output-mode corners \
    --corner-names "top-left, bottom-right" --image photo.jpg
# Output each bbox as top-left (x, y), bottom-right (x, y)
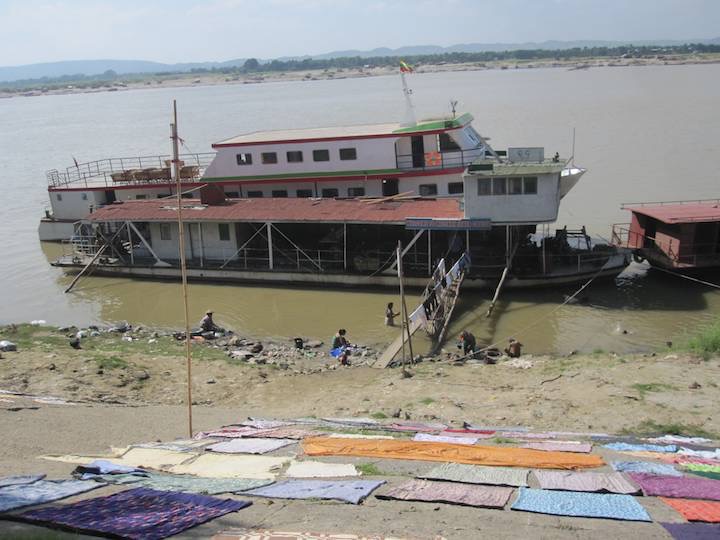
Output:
top-left (419, 397), bottom-right (435, 405)
top-left (631, 382), bottom-right (677, 397)
top-left (91, 355), bottom-right (128, 370)
top-left (370, 411), bottom-right (388, 420)
top-left (592, 348), bottom-right (605, 355)
top-left (356, 463), bottom-right (383, 476)
top-left (620, 420), bottom-right (716, 439)
top-left (685, 318), bottom-right (720, 359)
top-left (492, 436), bottom-right (516, 444)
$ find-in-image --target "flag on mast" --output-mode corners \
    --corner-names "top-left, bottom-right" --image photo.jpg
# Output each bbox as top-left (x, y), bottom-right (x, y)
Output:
top-left (399, 60), bottom-right (414, 73)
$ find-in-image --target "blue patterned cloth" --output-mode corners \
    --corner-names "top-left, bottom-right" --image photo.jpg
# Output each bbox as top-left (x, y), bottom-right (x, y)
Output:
top-left (245, 479), bottom-right (385, 504)
top-left (18, 487), bottom-right (250, 540)
top-left (511, 487), bottom-right (651, 521)
top-left (0, 479), bottom-right (102, 512)
top-left (604, 442), bottom-right (677, 453)
top-left (612, 461), bottom-right (683, 476)
top-left (0, 475), bottom-right (45, 488)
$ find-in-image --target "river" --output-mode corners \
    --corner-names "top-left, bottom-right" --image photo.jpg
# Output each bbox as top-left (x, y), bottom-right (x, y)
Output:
top-left (1, 64), bottom-right (719, 353)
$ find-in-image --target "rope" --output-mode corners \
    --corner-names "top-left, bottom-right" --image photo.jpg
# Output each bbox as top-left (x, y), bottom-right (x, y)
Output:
top-left (649, 265), bottom-right (720, 290)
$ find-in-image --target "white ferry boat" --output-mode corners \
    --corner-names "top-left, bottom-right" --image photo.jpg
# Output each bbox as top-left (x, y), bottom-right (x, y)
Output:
top-left (46, 75), bottom-right (628, 289)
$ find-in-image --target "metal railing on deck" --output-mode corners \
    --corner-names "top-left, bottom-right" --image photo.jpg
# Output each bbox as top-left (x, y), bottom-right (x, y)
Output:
top-left (46, 152), bottom-right (215, 189)
top-left (396, 148), bottom-right (486, 170)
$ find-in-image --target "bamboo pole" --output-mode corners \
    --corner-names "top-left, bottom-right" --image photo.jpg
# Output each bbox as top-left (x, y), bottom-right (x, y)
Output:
top-left (396, 241), bottom-right (414, 367)
top-left (172, 100), bottom-right (193, 439)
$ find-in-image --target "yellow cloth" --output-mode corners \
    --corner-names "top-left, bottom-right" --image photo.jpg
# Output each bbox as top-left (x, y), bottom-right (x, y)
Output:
top-left (169, 454), bottom-right (291, 479)
top-left (302, 437), bottom-right (604, 470)
top-left (40, 448), bottom-right (194, 470)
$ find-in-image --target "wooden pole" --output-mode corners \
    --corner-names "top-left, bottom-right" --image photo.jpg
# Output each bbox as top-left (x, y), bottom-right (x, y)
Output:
top-left (396, 244), bottom-right (406, 369)
top-left (172, 100), bottom-right (193, 439)
top-left (396, 241), bottom-right (414, 366)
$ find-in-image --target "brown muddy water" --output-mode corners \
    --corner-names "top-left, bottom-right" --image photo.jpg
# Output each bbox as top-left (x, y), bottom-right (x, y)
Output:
top-left (2, 64), bottom-right (719, 353)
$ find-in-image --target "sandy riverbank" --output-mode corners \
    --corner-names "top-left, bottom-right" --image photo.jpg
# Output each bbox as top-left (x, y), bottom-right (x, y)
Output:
top-left (1, 323), bottom-right (718, 538)
top-left (2, 54), bottom-right (719, 99)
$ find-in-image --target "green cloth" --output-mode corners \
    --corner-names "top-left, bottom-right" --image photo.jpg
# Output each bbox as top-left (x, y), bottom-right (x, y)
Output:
top-left (687, 470), bottom-right (720, 481)
top-left (85, 472), bottom-right (273, 494)
top-left (684, 463), bottom-right (720, 474)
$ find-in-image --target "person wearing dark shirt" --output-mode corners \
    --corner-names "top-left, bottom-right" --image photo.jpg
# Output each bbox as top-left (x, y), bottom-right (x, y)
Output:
top-left (459, 330), bottom-right (476, 356)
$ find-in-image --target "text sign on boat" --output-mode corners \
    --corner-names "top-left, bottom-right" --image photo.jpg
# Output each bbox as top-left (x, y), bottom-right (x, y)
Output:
top-left (405, 218), bottom-right (491, 231)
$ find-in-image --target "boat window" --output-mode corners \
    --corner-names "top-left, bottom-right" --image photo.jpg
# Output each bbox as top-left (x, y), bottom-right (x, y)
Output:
top-left (419, 184), bottom-right (438, 196)
top-left (272, 190), bottom-right (288, 198)
top-left (509, 177), bottom-right (523, 195)
top-left (339, 148), bottom-right (357, 160)
top-left (296, 189), bottom-right (313, 198)
top-left (56, 193), bottom-right (62, 201)
top-left (321, 188), bottom-right (339, 198)
top-left (247, 191), bottom-right (263, 198)
top-left (477, 178), bottom-right (492, 196)
top-left (181, 193), bottom-right (192, 199)
top-left (261, 152), bottom-right (277, 164)
top-left (523, 176), bottom-right (538, 194)
top-left (236, 153), bottom-right (252, 166)
top-left (157, 193), bottom-right (171, 198)
top-left (135, 194), bottom-right (147, 200)
top-left (492, 177), bottom-right (507, 195)
top-left (224, 191), bottom-right (239, 198)
top-left (218, 223), bottom-right (230, 241)
top-left (348, 187), bottom-right (365, 197)
top-left (313, 149), bottom-right (330, 162)
top-left (439, 133), bottom-right (461, 152)
top-left (160, 223), bottom-right (172, 241)
top-left (287, 151), bottom-right (304, 163)
top-left (448, 182), bottom-right (464, 194)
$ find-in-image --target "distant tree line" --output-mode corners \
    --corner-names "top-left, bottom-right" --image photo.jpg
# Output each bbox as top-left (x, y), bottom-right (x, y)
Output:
top-left (3, 43), bottom-right (719, 91)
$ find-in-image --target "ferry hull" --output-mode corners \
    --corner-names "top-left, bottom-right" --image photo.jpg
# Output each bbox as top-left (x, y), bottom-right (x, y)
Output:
top-left (51, 256), bottom-right (628, 290)
top-left (38, 219), bottom-right (76, 242)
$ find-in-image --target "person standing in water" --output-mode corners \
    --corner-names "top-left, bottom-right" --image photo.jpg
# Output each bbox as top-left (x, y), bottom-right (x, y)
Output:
top-left (384, 302), bottom-right (400, 326)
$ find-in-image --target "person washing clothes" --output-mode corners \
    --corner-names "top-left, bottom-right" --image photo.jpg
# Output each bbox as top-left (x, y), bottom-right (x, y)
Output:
top-left (459, 330), bottom-right (477, 356)
top-left (331, 328), bottom-right (351, 365)
top-left (504, 338), bottom-right (523, 358)
top-left (200, 310), bottom-right (220, 332)
top-left (384, 302), bottom-right (400, 326)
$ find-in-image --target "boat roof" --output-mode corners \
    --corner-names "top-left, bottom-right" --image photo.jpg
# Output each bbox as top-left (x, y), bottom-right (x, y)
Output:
top-left (212, 113), bottom-right (473, 148)
top-left (86, 197), bottom-right (464, 225)
top-left (625, 201), bottom-right (720, 224)
top-left (467, 158), bottom-right (567, 176)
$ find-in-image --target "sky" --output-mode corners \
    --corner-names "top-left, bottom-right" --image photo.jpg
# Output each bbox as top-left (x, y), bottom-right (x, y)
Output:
top-left (1, 0), bottom-right (719, 66)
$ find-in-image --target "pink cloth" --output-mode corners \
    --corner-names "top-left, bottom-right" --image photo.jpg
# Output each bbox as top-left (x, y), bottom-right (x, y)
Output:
top-left (628, 473), bottom-right (720, 501)
top-left (377, 479), bottom-right (513, 508)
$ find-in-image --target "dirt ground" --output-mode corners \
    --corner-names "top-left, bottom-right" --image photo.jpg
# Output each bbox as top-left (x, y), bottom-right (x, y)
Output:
top-left (0, 325), bottom-right (718, 538)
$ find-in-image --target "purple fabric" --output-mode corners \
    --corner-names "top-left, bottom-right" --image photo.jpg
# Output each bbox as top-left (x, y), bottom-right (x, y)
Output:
top-left (628, 473), bottom-right (720, 501)
top-left (18, 487), bottom-right (250, 540)
top-left (661, 522), bottom-right (720, 540)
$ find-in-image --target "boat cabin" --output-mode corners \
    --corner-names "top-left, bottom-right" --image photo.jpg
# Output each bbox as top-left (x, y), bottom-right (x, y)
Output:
top-left (612, 200), bottom-right (720, 269)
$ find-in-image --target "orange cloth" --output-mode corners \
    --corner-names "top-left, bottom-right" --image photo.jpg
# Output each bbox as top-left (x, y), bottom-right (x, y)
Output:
top-left (661, 497), bottom-right (720, 523)
top-left (302, 437), bottom-right (604, 470)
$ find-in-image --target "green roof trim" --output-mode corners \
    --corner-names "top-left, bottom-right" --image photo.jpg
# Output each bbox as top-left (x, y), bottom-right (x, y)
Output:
top-left (467, 159), bottom-right (567, 176)
top-left (392, 113), bottom-right (473, 134)
top-left (203, 167), bottom-right (403, 183)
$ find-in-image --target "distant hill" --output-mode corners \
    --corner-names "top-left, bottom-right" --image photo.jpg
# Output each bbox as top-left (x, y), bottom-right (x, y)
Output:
top-left (2, 38), bottom-right (718, 83)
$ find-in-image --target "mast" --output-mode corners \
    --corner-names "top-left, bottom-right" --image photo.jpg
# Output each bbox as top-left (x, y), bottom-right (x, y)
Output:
top-left (400, 71), bottom-right (416, 127)
top-left (172, 100), bottom-right (193, 439)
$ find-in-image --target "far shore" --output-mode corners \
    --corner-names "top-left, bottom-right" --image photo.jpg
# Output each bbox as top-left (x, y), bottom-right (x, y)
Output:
top-left (2, 54), bottom-right (719, 100)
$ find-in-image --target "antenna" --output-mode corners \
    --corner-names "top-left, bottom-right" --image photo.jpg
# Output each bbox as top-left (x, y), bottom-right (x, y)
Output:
top-left (569, 127), bottom-right (576, 166)
top-left (450, 100), bottom-right (458, 119)
top-left (400, 71), bottom-right (416, 127)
